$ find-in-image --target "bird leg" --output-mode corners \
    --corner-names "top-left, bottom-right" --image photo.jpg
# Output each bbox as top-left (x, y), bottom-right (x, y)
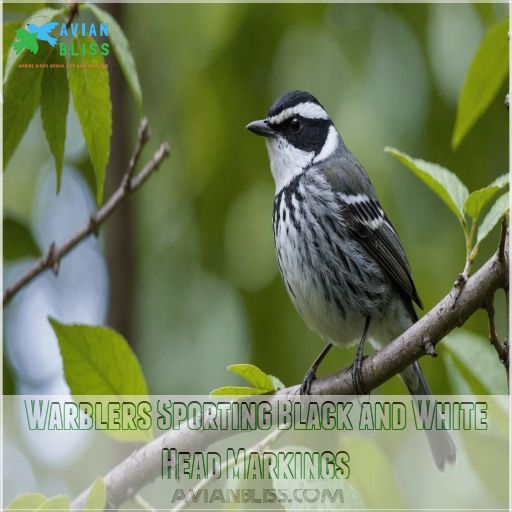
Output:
top-left (351, 317), bottom-right (371, 395)
top-left (300, 343), bottom-right (333, 395)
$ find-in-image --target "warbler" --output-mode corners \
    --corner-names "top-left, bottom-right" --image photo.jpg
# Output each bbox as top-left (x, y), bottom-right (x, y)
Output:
top-left (246, 90), bottom-right (456, 470)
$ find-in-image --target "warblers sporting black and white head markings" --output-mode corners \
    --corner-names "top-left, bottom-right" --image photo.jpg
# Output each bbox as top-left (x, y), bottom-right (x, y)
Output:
top-left (247, 90), bottom-right (456, 471)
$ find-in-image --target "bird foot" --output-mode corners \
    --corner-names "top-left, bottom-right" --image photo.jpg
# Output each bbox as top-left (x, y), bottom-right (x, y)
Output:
top-left (300, 368), bottom-right (316, 396)
top-left (351, 354), bottom-right (368, 395)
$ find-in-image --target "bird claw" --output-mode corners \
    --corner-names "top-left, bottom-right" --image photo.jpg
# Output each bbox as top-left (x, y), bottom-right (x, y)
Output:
top-left (300, 368), bottom-right (316, 396)
top-left (351, 354), bottom-right (368, 395)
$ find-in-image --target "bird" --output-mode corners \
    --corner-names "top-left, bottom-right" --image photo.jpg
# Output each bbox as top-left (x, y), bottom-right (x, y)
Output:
top-left (246, 90), bottom-right (456, 471)
top-left (12, 28), bottom-right (39, 55)
top-left (27, 21), bottom-right (59, 47)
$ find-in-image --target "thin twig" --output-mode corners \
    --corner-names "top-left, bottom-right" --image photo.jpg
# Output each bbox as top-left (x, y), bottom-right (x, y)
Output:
top-left (123, 118), bottom-right (150, 190)
top-left (65, 2), bottom-right (79, 28)
top-left (498, 215), bottom-right (508, 263)
top-left (498, 215), bottom-right (509, 377)
top-left (484, 295), bottom-right (509, 375)
top-left (3, 122), bottom-right (170, 307)
top-left (451, 225), bottom-right (477, 307)
top-left (171, 427), bottom-right (284, 512)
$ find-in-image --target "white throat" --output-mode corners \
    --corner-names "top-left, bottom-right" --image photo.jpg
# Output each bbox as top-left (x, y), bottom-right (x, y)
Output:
top-left (265, 125), bottom-right (340, 193)
top-left (265, 136), bottom-right (313, 193)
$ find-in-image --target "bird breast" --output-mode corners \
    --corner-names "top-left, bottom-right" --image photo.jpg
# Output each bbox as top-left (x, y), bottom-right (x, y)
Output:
top-left (272, 171), bottom-right (392, 346)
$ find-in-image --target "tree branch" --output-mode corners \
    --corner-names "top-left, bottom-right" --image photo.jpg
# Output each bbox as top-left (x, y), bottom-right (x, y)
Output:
top-left (70, 248), bottom-right (508, 511)
top-left (3, 121), bottom-right (170, 307)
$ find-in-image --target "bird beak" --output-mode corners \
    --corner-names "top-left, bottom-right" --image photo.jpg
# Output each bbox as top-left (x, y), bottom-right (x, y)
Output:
top-left (246, 119), bottom-right (275, 137)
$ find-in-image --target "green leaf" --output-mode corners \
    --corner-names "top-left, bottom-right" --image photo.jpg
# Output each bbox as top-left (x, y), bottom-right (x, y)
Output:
top-left (475, 191), bottom-right (509, 248)
top-left (464, 173), bottom-right (509, 220)
top-left (212, 364), bottom-right (282, 396)
top-left (3, 7), bottom-right (63, 168)
top-left (3, 41), bottom-right (53, 169)
top-left (3, 22), bottom-right (19, 72)
top-left (49, 319), bottom-right (149, 395)
top-left (4, 216), bottom-right (40, 261)
top-left (210, 386), bottom-right (268, 397)
top-left (385, 147), bottom-right (469, 221)
top-left (37, 496), bottom-right (69, 510)
top-left (489, 174), bottom-right (509, 188)
top-left (442, 330), bottom-right (508, 394)
top-left (84, 4), bottom-right (143, 114)
top-left (41, 49), bottom-right (69, 191)
top-left (452, 19), bottom-right (509, 149)
top-left (269, 374), bottom-right (285, 391)
top-left (50, 319), bottom-right (152, 442)
top-left (228, 363), bottom-right (274, 391)
top-left (84, 478), bottom-right (107, 510)
top-left (68, 35), bottom-right (112, 204)
top-left (6, 493), bottom-right (47, 510)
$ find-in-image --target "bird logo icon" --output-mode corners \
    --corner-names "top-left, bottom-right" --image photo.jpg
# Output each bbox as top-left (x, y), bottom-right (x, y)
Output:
top-left (11, 20), bottom-right (58, 55)
top-left (11, 28), bottom-right (39, 55)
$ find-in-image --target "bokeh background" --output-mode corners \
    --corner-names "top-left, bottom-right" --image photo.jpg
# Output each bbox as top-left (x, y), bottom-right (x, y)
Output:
top-left (4, 2), bottom-right (509, 397)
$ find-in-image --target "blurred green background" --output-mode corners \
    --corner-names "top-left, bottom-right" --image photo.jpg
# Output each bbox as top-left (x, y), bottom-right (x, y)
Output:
top-left (4, 3), bottom-right (508, 395)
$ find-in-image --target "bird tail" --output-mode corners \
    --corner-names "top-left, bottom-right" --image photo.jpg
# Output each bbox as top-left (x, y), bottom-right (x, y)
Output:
top-left (401, 361), bottom-right (457, 471)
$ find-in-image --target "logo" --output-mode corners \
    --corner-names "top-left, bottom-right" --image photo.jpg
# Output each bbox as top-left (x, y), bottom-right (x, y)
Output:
top-left (12, 17), bottom-right (110, 57)
top-left (12, 20), bottom-right (57, 55)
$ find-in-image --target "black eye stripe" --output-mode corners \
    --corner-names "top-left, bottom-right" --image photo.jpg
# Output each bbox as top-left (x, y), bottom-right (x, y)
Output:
top-left (269, 115), bottom-right (305, 131)
top-left (269, 117), bottom-right (332, 153)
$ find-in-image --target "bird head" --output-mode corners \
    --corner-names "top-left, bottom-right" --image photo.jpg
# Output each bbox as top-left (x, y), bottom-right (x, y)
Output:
top-left (246, 91), bottom-right (340, 192)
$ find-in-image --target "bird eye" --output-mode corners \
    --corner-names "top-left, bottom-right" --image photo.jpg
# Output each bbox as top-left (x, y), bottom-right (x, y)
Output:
top-left (290, 117), bottom-right (302, 134)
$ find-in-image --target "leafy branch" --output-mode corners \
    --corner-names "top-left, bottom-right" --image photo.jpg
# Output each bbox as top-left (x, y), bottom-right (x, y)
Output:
top-left (4, 2), bottom-right (143, 202)
top-left (3, 119), bottom-right (170, 306)
top-left (386, 148), bottom-right (509, 288)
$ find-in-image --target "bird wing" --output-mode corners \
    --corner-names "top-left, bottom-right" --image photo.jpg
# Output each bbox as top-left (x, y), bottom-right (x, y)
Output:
top-left (42, 22), bottom-right (59, 33)
top-left (323, 159), bottom-right (423, 309)
top-left (41, 21), bottom-right (59, 32)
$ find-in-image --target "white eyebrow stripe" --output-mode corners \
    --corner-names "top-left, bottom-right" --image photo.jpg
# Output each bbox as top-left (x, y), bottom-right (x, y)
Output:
top-left (267, 102), bottom-right (329, 124)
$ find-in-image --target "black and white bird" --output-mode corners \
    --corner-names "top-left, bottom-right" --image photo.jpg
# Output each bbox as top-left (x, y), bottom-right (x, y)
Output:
top-left (246, 90), bottom-right (456, 470)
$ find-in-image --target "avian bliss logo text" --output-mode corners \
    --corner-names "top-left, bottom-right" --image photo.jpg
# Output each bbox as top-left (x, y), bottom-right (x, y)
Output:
top-left (12, 19), bottom-right (110, 57)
